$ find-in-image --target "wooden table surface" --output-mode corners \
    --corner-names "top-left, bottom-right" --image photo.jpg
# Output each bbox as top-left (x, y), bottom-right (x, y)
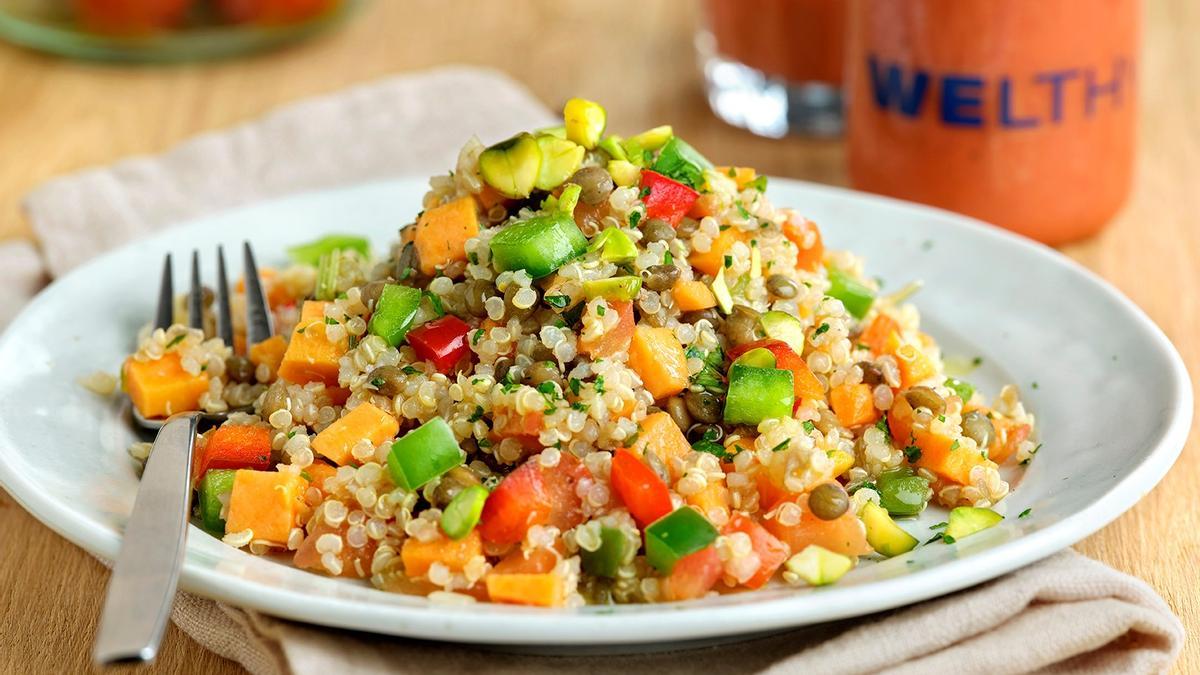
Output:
top-left (1, 1), bottom-right (1196, 672)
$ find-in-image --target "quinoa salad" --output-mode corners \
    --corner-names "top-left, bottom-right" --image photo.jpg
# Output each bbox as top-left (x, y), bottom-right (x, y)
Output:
top-left (111, 99), bottom-right (1038, 607)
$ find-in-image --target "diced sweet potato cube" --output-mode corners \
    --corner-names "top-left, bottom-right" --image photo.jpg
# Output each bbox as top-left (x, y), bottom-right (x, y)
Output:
top-left (672, 279), bottom-right (717, 312)
top-left (628, 326), bottom-right (689, 400)
top-left (277, 301), bottom-right (348, 388)
top-left (248, 335), bottom-right (288, 374)
top-left (123, 352), bottom-right (210, 419)
top-left (486, 572), bottom-right (565, 607)
top-left (225, 470), bottom-right (309, 545)
top-left (414, 196), bottom-right (479, 277)
top-left (401, 530), bottom-right (483, 578)
top-left (629, 411), bottom-right (692, 482)
top-left (311, 402), bottom-right (399, 466)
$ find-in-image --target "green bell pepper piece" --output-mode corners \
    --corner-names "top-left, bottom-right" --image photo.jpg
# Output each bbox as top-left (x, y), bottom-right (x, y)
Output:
top-left (723, 364), bottom-right (794, 425)
top-left (367, 284), bottom-right (422, 347)
top-left (651, 136), bottom-right (713, 189)
top-left (644, 507), bottom-right (718, 573)
top-left (440, 484), bottom-right (489, 540)
top-left (826, 268), bottom-right (875, 319)
top-left (582, 276), bottom-right (642, 302)
top-left (876, 467), bottom-right (932, 517)
top-left (287, 235), bottom-right (370, 266)
top-left (197, 469), bottom-right (237, 534)
top-left (387, 417), bottom-right (465, 491)
top-left (944, 377), bottom-right (975, 403)
top-left (489, 212), bottom-right (588, 279)
top-left (580, 526), bottom-right (630, 578)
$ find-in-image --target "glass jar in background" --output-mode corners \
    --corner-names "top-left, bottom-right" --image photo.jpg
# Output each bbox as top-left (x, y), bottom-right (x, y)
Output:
top-left (846, 0), bottom-right (1139, 245)
top-left (0, 0), bottom-right (362, 61)
top-left (699, 0), bottom-right (847, 137)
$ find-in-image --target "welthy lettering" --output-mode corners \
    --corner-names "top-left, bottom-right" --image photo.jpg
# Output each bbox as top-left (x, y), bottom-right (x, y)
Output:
top-left (866, 55), bottom-right (1133, 128)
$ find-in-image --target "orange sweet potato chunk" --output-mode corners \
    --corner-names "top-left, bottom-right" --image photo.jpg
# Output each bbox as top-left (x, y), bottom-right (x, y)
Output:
top-left (401, 529), bottom-right (483, 578)
top-left (629, 411), bottom-right (692, 482)
top-left (628, 326), bottom-right (689, 400)
top-left (225, 470), bottom-right (309, 545)
top-left (311, 402), bottom-right (399, 466)
top-left (123, 352), bottom-right (210, 419)
top-left (414, 196), bottom-right (479, 277)
top-left (277, 301), bottom-right (348, 388)
top-left (672, 280), bottom-right (717, 312)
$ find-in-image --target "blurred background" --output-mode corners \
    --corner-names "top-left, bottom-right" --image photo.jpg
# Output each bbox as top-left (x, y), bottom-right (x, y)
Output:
top-left (0, 1), bottom-right (1197, 672)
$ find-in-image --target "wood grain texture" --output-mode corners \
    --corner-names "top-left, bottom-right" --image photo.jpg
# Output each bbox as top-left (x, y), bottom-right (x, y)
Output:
top-left (0, 1), bottom-right (1196, 673)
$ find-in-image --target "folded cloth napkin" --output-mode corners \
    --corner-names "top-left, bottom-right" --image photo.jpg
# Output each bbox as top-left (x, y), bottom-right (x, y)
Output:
top-left (5, 67), bottom-right (1184, 675)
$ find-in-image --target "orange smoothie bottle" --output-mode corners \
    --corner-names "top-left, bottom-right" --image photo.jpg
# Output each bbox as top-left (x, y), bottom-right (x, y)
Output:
top-left (846, 0), bottom-right (1139, 244)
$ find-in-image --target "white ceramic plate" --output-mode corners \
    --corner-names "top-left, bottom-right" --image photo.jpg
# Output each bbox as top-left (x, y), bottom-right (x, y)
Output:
top-left (0, 178), bottom-right (1190, 647)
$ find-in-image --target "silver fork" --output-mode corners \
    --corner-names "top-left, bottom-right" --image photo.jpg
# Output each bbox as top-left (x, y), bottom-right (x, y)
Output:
top-left (93, 242), bottom-right (273, 666)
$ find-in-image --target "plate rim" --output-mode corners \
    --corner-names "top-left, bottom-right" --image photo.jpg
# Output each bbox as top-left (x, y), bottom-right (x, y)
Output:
top-left (0, 176), bottom-right (1191, 645)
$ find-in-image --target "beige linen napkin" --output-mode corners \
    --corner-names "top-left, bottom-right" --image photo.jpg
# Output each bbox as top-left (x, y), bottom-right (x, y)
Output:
top-left (4, 67), bottom-right (1184, 674)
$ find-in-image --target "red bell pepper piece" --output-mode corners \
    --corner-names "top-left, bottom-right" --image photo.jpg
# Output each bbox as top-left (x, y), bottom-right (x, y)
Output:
top-left (479, 453), bottom-right (590, 546)
top-left (723, 513), bottom-right (790, 589)
top-left (192, 425), bottom-right (272, 483)
top-left (639, 170), bottom-right (699, 227)
top-left (659, 545), bottom-right (722, 601)
top-left (610, 448), bottom-right (673, 527)
top-left (406, 315), bottom-right (471, 373)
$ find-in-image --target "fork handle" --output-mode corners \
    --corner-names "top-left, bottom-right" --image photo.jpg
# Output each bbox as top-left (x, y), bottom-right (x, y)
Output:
top-left (94, 412), bottom-right (200, 665)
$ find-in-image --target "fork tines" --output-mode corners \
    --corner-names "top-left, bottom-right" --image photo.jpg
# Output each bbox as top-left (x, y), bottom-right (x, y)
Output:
top-left (154, 243), bottom-right (273, 353)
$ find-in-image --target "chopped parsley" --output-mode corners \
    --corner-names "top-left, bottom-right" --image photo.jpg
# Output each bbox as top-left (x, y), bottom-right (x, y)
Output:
top-left (727, 167), bottom-right (737, 177)
top-left (736, 203), bottom-right (752, 220)
top-left (536, 381), bottom-right (557, 396)
top-left (929, 521), bottom-right (948, 530)
top-left (920, 239), bottom-right (934, 252)
top-left (597, 304), bottom-right (606, 317)
top-left (770, 438), bottom-right (791, 453)
top-left (1018, 508), bottom-right (1032, 519)
top-left (568, 378), bottom-right (582, 396)
top-left (802, 420), bottom-right (816, 434)
top-left (369, 377), bottom-right (386, 388)
top-left (851, 481), bottom-right (877, 494)
top-left (747, 175), bottom-right (768, 192)
top-left (628, 211), bottom-right (642, 228)
top-left (903, 445), bottom-right (922, 463)
top-left (723, 254), bottom-right (733, 269)
top-left (950, 439), bottom-right (960, 451)
top-left (324, 316), bottom-right (338, 325)
top-left (545, 294), bottom-right (571, 309)
top-left (468, 251), bottom-right (479, 265)
top-left (937, 414), bottom-right (946, 423)
top-left (398, 267), bottom-right (414, 281)
top-left (1031, 381), bottom-right (1039, 389)
top-left (663, 251), bottom-right (674, 265)
top-left (571, 401), bottom-right (589, 412)
top-left (594, 376), bottom-right (606, 393)
top-left (165, 333), bottom-right (186, 348)
top-left (401, 365), bottom-right (420, 375)
top-left (875, 415), bottom-right (891, 442)
top-left (296, 326), bottom-right (306, 334)
top-left (693, 440), bottom-right (731, 461)
top-left (500, 372), bottom-right (518, 393)
top-left (638, 186), bottom-right (652, 199)
top-left (424, 291), bottom-right (445, 317)
top-left (300, 471), bottom-right (312, 481)
top-left (813, 322), bottom-right (830, 336)
top-left (472, 329), bottom-right (484, 346)
top-left (468, 406), bottom-right (485, 423)
top-left (972, 356), bottom-right (984, 367)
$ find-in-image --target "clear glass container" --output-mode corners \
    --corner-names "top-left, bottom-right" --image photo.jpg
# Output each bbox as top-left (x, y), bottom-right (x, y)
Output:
top-left (0, 0), bottom-right (362, 62)
top-left (698, 0), bottom-right (847, 138)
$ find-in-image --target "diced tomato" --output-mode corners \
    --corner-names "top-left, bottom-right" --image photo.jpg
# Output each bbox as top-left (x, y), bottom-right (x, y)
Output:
top-left (192, 425), bottom-right (272, 484)
top-left (579, 300), bottom-right (634, 359)
top-left (762, 492), bottom-right (872, 557)
top-left (724, 514), bottom-right (789, 589)
top-left (990, 419), bottom-right (1032, 464)
top-left (406, 315), bottom-right (472, 373)
top-left (610, 448), bottom-right (673, 527)
top-left (492, 408), bottom-right (544, 449)
top-left (478, 454), bottom-right (590, 545)
top-left (729, 339), bottom-right (825, 402)
top-left (293, 519), bottom-right (377, 578)
top-left (659, 546), bottom-right (722, 601)
top-left (639, 170), bottom-right (699, 227)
